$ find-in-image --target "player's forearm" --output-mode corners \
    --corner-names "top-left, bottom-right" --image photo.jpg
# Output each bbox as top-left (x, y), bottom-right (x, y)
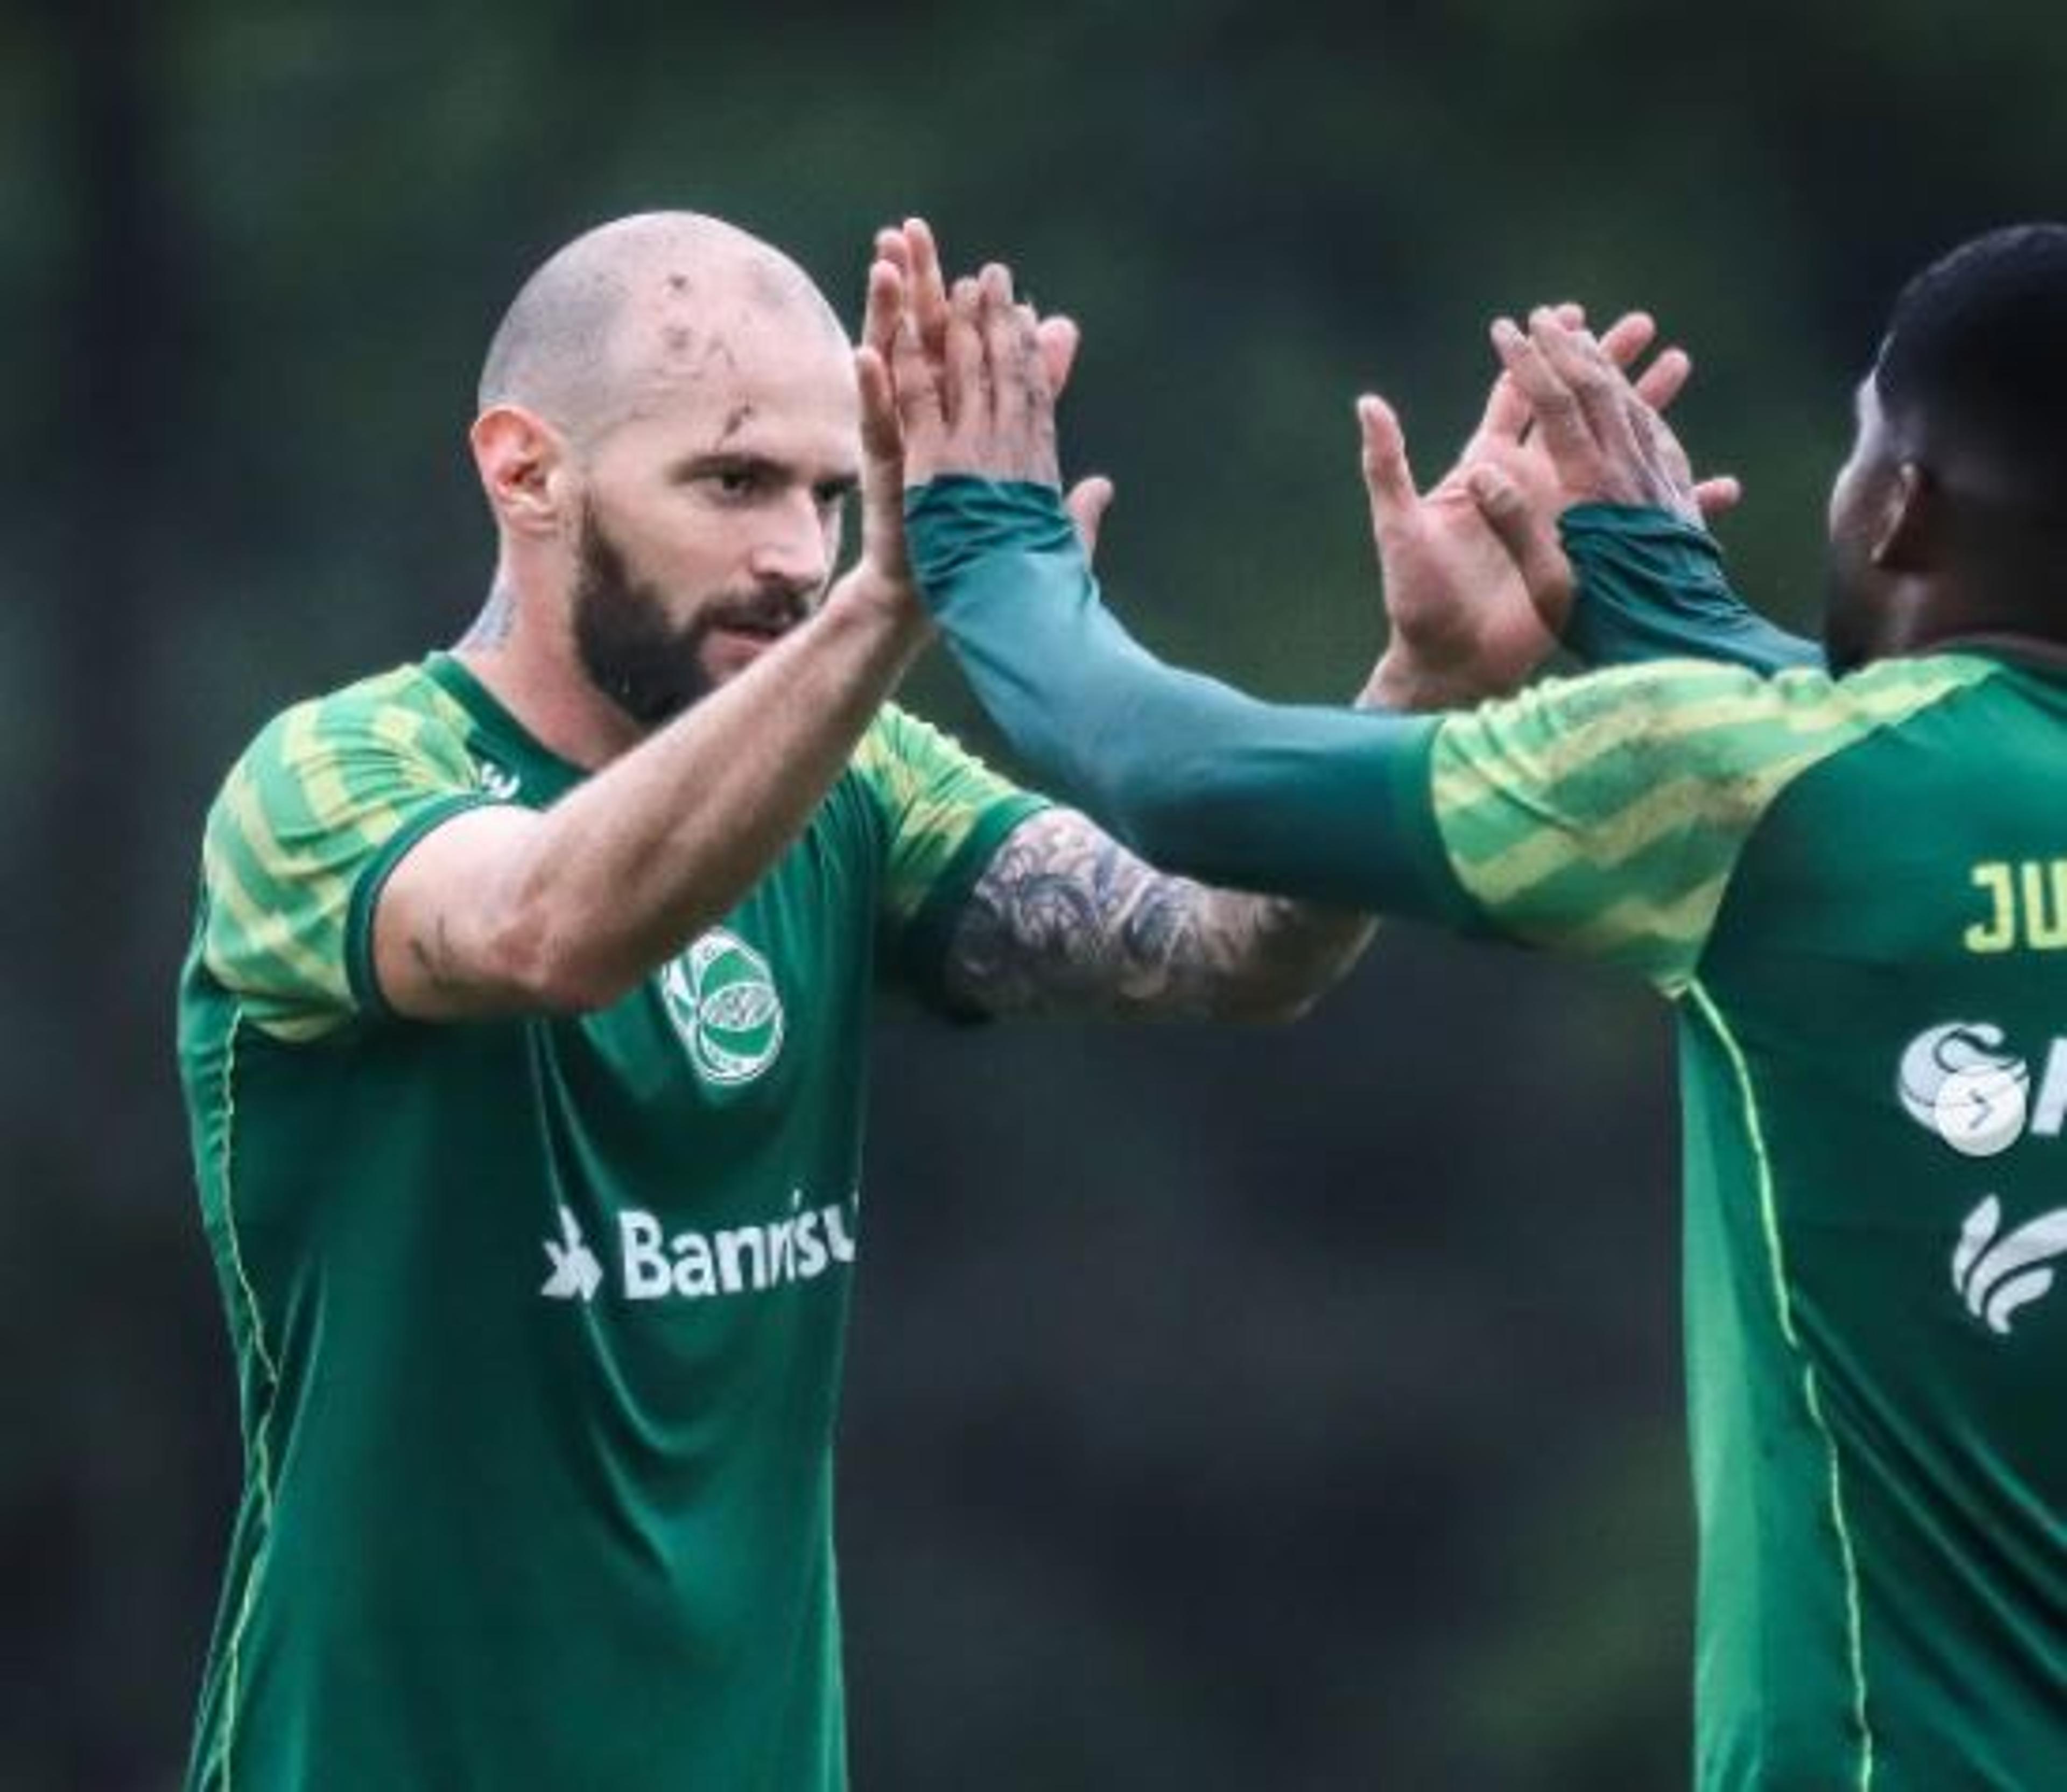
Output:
top-left (496, 587), bottom-right (927, 1008)
top-left (1560, 503), bottom-right (1821, 673)
top-left (906, 477), bottom-right (1467, 923)
top-left (1182, 887), bottom-right (1376, 1022)
top-left (944, 808), bottom-right (1375, 1024)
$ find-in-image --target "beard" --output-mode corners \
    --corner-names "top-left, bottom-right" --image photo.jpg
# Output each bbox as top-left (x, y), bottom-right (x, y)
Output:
top-left (570, 504), bottom-right (810, 728)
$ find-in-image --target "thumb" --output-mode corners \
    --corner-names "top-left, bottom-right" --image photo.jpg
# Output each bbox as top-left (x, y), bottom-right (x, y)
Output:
top-left (1693, 473), bottom-right (1742, 519)
top-left (1357, 394), bottom-right (1420, 547)
top-left (854, 343), bottom-right (909, 577)
top-left (1037, 314), bottom-right (1081, 400)
top-left (1468, 463), bottom-right (1573, 634)
top-left (1065, 475), bottom-right (1115, 562)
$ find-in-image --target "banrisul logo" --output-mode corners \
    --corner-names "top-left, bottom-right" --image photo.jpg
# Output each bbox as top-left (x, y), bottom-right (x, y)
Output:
top-left (541, 1206), bottom-right (604, 1303)
top-left (1896, 1021), bottom-right (2031, 1157)
top-left (660, 929), bottom-right (784, 1087)
top-left (539, 1191), bottom-right (859, 1304)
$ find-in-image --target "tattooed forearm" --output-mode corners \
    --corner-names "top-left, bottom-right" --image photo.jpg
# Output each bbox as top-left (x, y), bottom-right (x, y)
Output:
top-left (944, 810), bottom-right (1375, 1021)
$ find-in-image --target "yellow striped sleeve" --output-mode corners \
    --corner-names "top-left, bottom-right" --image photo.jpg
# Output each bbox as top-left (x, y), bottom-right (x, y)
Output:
top-left (850, 704), bottom-right (1050, 931)
top-left (1429, 657), bottom-right (1994, 994)
top-left (198, 665), bottom-right (486, 1039)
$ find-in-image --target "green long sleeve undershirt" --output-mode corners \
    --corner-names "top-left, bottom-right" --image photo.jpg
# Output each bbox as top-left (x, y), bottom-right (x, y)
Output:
top-left (904, 477), bottom-right (1804, 918)
top-left (905, 479), bottom-right (1472, 919)
top-left (1560, 502), bottom-right (1820, 673)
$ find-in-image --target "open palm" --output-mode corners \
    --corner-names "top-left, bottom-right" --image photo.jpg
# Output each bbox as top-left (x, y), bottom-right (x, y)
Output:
top-left (1359, 310), bottom-right (1739, 711)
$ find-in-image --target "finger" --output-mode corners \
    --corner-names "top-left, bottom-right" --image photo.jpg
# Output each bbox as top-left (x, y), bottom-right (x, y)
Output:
top-left (1036, 313), bottom-right (1080, 399)
top-left (1632, 345), bottom-right (1692, 412)
top-left (1491, 315), bottom-right (1598, 476)
top-left (860, 254), bottom-right (902, 369)
top-left (1473, 368), bottom-right (1532, 446)
top-left (1065, 474), bottom-right (1115, 561)
top-left (873, 227), bottom-right (911, 284)
top-left (1530, 307), bottom-right (1646, 472)
top-left (853, 344), bottom-right (908, 564)
top-left (944, 274), bottom-right (985, 431)
top-left (903, 217), bottom-right (951, 360)
top-left (1694, 474), bottom-right (1742, 517)
top-left (888, 306), bottom-right (942, 444)
top-left (1476, 303), bottom-right (1588, 445)
top-left (1597, 310), bottom-right (1658, 374)
top-left (980, 269), bottom-right (1031, 437)
top-left (1468, 463), bottom-right (1574, 634)
top-left (1356, 393), bottom-right (1422, 549)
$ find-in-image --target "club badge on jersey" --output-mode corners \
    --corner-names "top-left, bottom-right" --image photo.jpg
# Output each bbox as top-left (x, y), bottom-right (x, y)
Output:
top-left (660, 929), bottom-right (786, 1087)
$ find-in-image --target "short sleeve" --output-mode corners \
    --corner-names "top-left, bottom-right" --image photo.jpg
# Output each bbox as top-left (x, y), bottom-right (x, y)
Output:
top-left (1426, 658), bottom-right (1988, 995)
top-left (197, 667), bottom-right (497, 1040)
top-left (849, 704), bottom-right (1051, 993)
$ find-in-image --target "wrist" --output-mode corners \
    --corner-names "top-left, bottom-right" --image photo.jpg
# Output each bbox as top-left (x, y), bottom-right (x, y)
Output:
top-left (1361, 650), bottom-right (1481, 714)
top-left (820, 565), bottom-right (934, 662)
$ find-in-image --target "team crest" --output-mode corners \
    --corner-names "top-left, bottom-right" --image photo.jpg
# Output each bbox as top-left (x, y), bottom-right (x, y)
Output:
top-left (660, 930), bottom-right (785, 1087)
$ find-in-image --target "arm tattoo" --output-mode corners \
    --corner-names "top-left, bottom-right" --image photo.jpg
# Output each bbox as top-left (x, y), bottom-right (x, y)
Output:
top-left (943, 809), bottom-right (1375, 1022)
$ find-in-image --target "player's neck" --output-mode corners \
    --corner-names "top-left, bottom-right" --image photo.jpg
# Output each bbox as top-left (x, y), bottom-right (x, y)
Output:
top-left (1922, 628), bottom-right (2067, 672)
top-left (454, 595), bottom-right (646, 771)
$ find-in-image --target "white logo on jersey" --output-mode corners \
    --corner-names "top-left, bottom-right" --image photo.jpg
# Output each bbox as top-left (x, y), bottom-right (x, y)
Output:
top-left (541, 1205), bottom-right (604, 1302)
top-left (476, 760), bottom-right (521, 800)
top-left (1952, 1196), bottom-right (2067, 1334)
top-left (618, 1189), bottom-right (858, 1303)
top-left (659, 930), bottom-right (785, 1087)
top-left (1896, 1022), bottom-right (2030, 1156)
top-left (539, 1189), bottom-right (859, 1305)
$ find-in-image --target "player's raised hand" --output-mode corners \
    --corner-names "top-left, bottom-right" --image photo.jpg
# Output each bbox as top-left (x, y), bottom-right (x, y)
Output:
top-left (1362, 305), bottom-right (1739, 708)
top-left (829, 247), bottom-right (922, 622)
top-left (1489, 308), bottom-right (1710, 524)
top-left (1357, 386), bottom-right (1570, 708)
top-left (876, 217), bottom-right (1114, 561)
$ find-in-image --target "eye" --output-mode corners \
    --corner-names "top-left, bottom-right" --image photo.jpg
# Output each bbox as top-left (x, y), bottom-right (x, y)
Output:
top-left (813, 479), bottom-right (856, 516)
top-left (708, 465), bottom-right (762, 500)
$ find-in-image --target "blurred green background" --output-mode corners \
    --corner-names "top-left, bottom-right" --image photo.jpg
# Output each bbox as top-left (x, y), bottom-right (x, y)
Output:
top-left (8, 2), bottom-right (2064, 1786)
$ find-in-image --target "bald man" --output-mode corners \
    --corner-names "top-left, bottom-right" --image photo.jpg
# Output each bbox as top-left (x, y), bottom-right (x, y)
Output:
top-left (174, 213), bottom-right (1419, 1791)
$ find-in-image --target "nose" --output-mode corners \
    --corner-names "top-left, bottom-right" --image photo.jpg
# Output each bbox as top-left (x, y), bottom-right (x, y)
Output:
top-left (747, 488), bottom-right (834, 593)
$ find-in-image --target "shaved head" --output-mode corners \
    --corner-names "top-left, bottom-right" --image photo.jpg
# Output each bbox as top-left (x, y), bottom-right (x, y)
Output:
top-left (477, 212), bottom-right (848, 442)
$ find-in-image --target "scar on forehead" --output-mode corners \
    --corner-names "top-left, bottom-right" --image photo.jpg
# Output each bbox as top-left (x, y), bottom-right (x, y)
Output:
top-left (718, 403), bottom-right (756, 443)
top-left (666, 271), bottom-right (690, 293)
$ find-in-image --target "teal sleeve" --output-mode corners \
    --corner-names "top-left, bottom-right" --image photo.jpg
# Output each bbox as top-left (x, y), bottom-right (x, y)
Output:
top-left (905, 476), bottom-right (1474, 924)
top-left (1560, 503), bottom-right (1822, 674)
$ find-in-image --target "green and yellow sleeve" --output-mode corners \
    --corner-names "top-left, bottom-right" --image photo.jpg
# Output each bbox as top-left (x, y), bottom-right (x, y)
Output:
top-left (850, 702), bottom-right (1050, 1001)
top-left (198, 666), bottom-right (496, 1041)
top-left (1430, 656), bottom-right (1995, 993)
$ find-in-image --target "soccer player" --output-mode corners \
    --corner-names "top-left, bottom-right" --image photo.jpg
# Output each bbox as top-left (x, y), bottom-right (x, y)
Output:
top-left (901, 223), bottom-right (2067, 1787)
top-left (173, 207), bottom-right (1583, 1789)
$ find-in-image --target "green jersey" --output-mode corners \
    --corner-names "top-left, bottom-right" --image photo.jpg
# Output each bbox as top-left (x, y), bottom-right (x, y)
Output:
top-left (1432, 655), bottom-right (2067, 1789)
top-left (906, 479), bottom-right (2067, 1792)
top-left (177, 652), bottom-right (1043, 1791)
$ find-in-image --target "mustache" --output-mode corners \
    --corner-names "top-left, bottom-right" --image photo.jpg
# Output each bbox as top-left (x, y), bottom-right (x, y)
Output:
top-left (702, 587), bottom-right (813, 636)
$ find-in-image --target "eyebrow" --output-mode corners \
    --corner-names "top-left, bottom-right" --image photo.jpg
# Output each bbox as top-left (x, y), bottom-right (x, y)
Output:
top-left (666, 451), bottom-right (860, 496)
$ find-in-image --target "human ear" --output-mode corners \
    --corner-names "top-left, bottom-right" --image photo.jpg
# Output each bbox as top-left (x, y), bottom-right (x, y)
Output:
top-left (470, 406), bottom-right (567, 537)
top-left (1869, 461), bottom-right (1936, 573)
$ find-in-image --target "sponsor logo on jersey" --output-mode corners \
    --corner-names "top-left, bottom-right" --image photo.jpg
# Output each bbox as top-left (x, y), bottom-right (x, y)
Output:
top-left (541, 1205), bottom-right (604, 1302)
top-left (539, 1189), bottom-right (858, 1304)
top-left (1952, 1196), bottom-right (2067, 1335)
top-left (660, 930), bottom-right (785, 1087)
top-left (1896, 1021), bottom-right (2032, 1157)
